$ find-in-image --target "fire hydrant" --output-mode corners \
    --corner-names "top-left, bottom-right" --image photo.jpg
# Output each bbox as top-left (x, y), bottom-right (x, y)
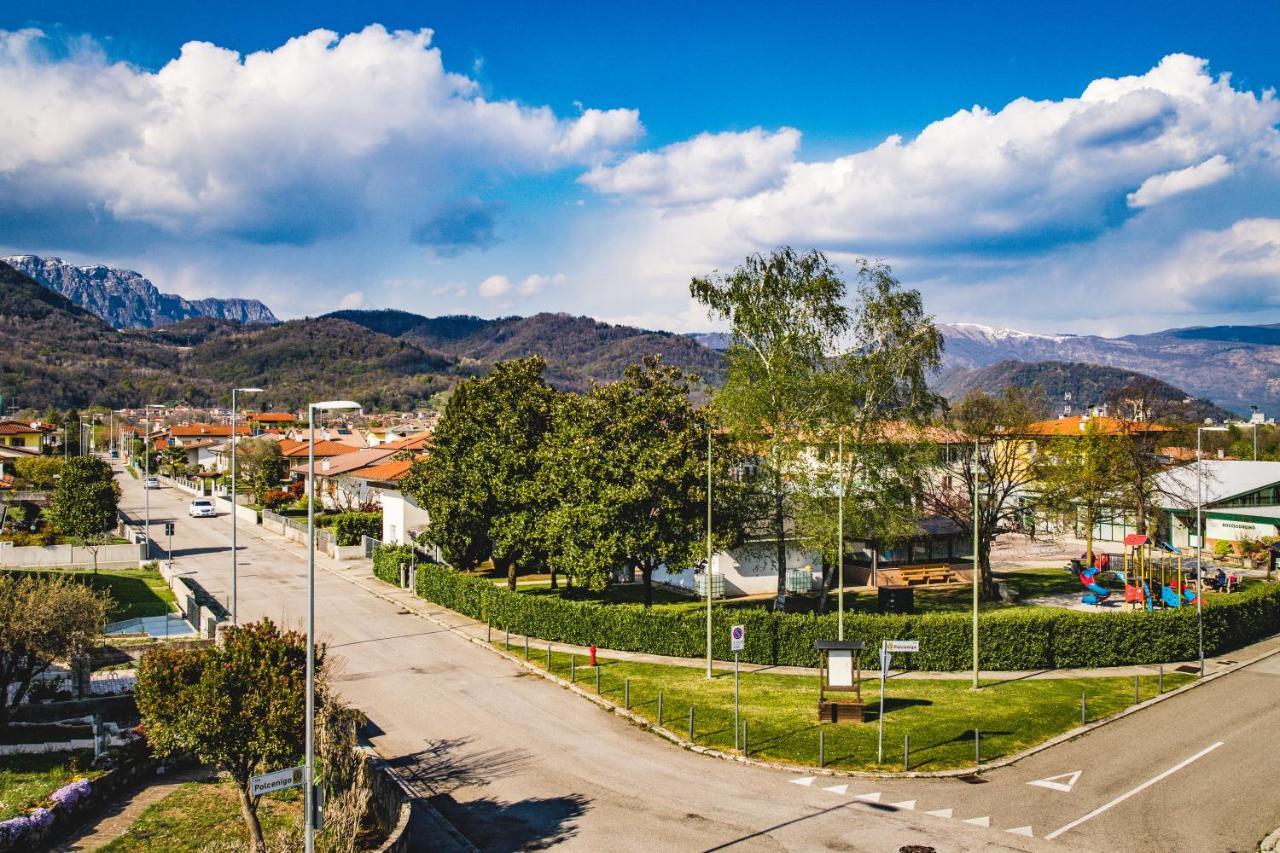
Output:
top-left (589, 644), bottom-right (597, 667)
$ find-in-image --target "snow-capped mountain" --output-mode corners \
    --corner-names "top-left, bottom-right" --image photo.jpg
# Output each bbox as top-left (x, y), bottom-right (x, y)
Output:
top-left (3, 255), bottom-right (277, 329)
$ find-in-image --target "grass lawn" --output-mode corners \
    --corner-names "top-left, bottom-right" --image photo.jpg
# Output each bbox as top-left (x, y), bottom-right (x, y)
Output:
top-left (509, 646), bottom-right (1194, 772)
top-left (100, 779), bottom-right (302, 852)
top-left (2, 567), bottom-right (176, 621)
top-left (0, 750), bottom-right (98, 820)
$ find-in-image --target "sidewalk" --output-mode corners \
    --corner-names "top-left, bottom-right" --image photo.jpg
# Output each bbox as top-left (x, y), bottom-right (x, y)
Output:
top-left (327, 561), bottom-right (1280, 682)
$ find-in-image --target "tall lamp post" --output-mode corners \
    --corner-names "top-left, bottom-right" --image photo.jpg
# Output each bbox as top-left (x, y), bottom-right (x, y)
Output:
top-left (971, 437), bottom-right (980, 689)
top-left (229, 387), bottom-right (264, 626)
top-left (305, 400), bottom-right (361, 853)
top-left (1196, 424), bottom-right (1228, 677)
top-left (143, 404), bottom-right (166, 559)
top-left (705, 426), bottom-right (713, 678)
top-left (1251, 405), bottom-right (1260, 461)
top-left (837, 431), bottom-right (845, 641)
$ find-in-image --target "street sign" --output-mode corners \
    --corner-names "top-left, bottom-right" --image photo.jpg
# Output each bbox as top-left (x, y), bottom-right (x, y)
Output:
top-left (250, 765), bottom-right (304, 797)
top-left (730, 624), bottom-right (745, 652)
top-left (885, 640), bottom-right (919, 653)
top-left (164, 522), bottom-right (175, 536)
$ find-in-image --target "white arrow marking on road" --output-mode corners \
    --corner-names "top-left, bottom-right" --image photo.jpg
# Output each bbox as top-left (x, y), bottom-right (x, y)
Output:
top-left (963, 816), bottom-right (991, 827)
top-left (1006, 826), bottom-right (1034, 837)
top-left (926, 808), bottom-right (953, 818)
top-left (790, 777), bottom-right (815, 786)
top-left (888, 800), bottom-right (916, 810)
top-left (823, 784), bottom-right (848, 795)
top-left (1028, 770), bottom-right (1083, 793)
top-left (855, 792), bottom-right (881, 802)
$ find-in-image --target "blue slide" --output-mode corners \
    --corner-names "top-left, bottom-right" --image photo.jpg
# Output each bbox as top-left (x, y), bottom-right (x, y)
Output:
top-left (1160, 586), bottom-right (1198, 608)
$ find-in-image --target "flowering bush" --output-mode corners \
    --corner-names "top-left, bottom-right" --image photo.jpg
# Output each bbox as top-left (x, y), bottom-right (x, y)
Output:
top-left (0, 807), bottom-right (54, 844)
top-left (261, 490), bottom-right (292, 509)
top-left (50, 779), bottom-right (92, 809)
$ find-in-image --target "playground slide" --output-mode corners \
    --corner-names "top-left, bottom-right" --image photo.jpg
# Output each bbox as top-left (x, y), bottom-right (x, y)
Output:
top-left (1079, 566), bottom-right (1111, 605)
top-left (1160, 586), bottom-right (1184, 609)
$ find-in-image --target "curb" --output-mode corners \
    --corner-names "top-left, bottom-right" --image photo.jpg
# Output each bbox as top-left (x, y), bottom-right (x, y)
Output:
top-left (1262, 824), bottom-right (1280, 853)
top-left (346, 571), bottom-right (1280, 780)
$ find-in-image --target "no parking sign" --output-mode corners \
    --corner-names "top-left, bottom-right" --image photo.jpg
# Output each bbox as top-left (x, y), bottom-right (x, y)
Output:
top-left (730, 624), bottom-right (745, 652)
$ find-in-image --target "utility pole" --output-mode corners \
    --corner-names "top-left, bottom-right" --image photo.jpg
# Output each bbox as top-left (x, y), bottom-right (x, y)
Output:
top-left (705, 426), bottom-right (714, 679)
top-left (971, 437), bottom-right (980, 689)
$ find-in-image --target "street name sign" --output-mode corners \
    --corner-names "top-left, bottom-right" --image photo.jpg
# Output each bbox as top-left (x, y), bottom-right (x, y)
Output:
top-left (885, 640), bottom-right (919, 653)
top-left (250, 765), bottom-right (304, 797)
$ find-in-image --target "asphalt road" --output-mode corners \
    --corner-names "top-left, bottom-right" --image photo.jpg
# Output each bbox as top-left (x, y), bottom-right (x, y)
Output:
top-left (118, 470), bottom-right (1280, 852)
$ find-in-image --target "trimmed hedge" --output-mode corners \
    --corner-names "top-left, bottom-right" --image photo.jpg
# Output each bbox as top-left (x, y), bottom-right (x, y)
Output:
top-left (330, 512), bottom-right (382, 546)
top-left (372, 550), bottom-right (1280, 671)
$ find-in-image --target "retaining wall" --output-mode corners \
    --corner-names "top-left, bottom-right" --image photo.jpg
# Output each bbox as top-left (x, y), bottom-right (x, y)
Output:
top-left (0, 541), bottom-right (145, 568)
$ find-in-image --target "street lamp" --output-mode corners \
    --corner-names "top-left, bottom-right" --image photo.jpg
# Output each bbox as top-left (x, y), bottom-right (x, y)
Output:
top-left (1196, 424), bottom-right (1229, 677)
top-left (143, 404), bottom-right (166, 559)
top-left (305, 400), bottom-right (361, 853)
top-left (705, 426), bottom-right (713, 679)
top-left (837, 431), bottom-right (846, 642)
top-left (229, 387), bottom-right (264, 626)
top-left (1251, 406), bottom-right (1259, 461)
top-left (971, 437), bottom-right (980, 689)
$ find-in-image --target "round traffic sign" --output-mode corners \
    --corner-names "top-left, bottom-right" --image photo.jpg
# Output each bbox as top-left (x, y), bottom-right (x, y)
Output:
top-left (731, 625), bottom-right (744, 641)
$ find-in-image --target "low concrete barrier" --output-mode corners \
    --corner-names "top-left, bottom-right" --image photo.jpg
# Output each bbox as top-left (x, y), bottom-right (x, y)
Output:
top-left (156, 560), bottom-right (227, 639)
top-left (0, 541), bottom-right (146, 568)
top-left (213, 496), bottom-right (259, 526)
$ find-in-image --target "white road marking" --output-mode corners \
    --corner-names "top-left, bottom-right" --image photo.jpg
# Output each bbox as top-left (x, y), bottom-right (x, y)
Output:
top-left (1007, 826), bottom-right (1034, 837)
top-left (855, 792), bottom-right (882, 803)
top-left (1043, 741), bottom-right (1225, 841)
top-left (926, 808), bottom-right (953, 818)
top-left (888, 800), bottom-right (916, 810)
top-left (790, 777), bottom-right (815, 786)
top-left (823, 784), bottom-right (848, 795)
top-left (963, 816), bottom-right (990, 827)
top-left (1028, 770), bottom-right (1083, 793)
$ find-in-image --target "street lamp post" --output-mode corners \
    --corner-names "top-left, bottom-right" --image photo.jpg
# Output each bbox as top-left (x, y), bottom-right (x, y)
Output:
top-left (305, 400), bottom-right (361, 853)
top-left (1251, 405), bottom-right (1259, 461)
top-left (837, 431), bottom-right (845, 642)
top-left (143, 405), bottom-right (165, 559)
top-left (229, 387), bottom-right (264, 626)
top-left (971, 437), bottom-right (980, 689)
top-left (1196, 424), bottom-right (1228, 677)
top-left (705, 426), bottom-right (713, 679)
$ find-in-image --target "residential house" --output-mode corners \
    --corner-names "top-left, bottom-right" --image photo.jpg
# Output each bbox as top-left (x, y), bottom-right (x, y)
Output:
top-left (350, 459), bottom-right (428, 546)
top-left (289, 446), bottom-right (396, 510)
top-left (0, 421), bottom-right (47, 452)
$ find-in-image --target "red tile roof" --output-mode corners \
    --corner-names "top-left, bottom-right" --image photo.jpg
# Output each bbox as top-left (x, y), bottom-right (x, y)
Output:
top-left (381, 433), bottom-right (432, 451)
top-left (349, 459), bottom-right (416, 483)
top-left (1023, 416), bottom-right (1174, 437)
top-left (247, 412), bottom-right (297, 423)
top-left (170, 424), bottom-right (251, 438)
top-left (281, 440), bottom-right (360, 459)
top-left (0, 421), bottom-right (42, 435)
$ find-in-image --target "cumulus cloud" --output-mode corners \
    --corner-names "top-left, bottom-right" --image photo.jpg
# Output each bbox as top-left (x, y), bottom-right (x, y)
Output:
top-left (0, 25), bottom-right (641, 245)
top-left (1127, 155), bottom-right (1234, 208)
top-left (478, 272), bottom-right (565, 299)
top-left (478, 274), bottom-right (513, 298)
top-left (581, 127), bottom-right (800, 205)
top-left (337, 291), bottom-right (367, 309)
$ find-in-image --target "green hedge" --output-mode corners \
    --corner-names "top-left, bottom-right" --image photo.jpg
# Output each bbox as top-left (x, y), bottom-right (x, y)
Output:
top-left (372, 550), bottom-right (1280, 671)
top-left (329, 512), bottom-right (382, 546)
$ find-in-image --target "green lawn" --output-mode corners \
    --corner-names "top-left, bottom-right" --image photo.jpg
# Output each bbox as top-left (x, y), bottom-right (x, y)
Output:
top-left (100, 780), bottom-right (302, 852)
top-left (510, 646), bottom-right (1193, 771)
top-left (2, 567), bottom-right (176, 621)
top-left (0, 751), bottom-right (97, 820)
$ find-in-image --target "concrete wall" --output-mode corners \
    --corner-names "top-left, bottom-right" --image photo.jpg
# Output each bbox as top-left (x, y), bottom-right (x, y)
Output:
top-left (0, 541), bottom-right (145, 568)
top-left (213, 496), bottom-right (258, 526)
top-left (663, 542), bottom-right (823, 597)
top-left (379, 489), bottom-right (429, 546)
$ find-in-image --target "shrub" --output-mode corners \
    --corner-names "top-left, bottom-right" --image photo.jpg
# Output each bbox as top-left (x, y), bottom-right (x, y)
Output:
top-left (1213, 540), bottom-right (1232, 558)
top-left (330, 512), bottom-right (382, 546)
top-left (369, 548), bottom-right (1280, 671)
top-left (261, 490), bottom-right (292, 510)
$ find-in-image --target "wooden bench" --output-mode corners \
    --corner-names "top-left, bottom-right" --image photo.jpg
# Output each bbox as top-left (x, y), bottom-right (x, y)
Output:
top-left (896, 564), bottom-right (954, 585)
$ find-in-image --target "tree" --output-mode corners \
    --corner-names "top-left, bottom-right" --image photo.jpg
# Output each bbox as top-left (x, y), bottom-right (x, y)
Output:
top-left (1037, 418), bottom-right (1134, 567)
top-left (535, 357), bottom-right (718, 605)
top-left (46, 456), bottom-right (120, 574)
top-left (159, 444), bottom-right (188, 477)
top-left (920, 388), bottom-right (1047, 600)
top-left (0, 573), bottom-right (109, 737)
top-left (236, 439), bottom-right (286, 504)
top-left (403, 358), bottom-right (557, 588)
top-left (12, 455), bottom-right (63, 489)
top-left (135, 619), bottom-right (319, 852)
top-left (1103, 377), bottom-right (1185, 535)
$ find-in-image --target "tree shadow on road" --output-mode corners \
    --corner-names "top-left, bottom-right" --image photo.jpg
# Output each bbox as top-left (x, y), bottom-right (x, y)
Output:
top-left (387, 736), bottom-right (532, 796)
top-left (430, 792), bottom-right (590, 853)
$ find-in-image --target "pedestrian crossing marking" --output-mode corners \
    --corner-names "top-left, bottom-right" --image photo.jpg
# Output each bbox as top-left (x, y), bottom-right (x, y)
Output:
top-left (854, 792), bottom-right (881, 802)
top-left (925, 808), bottom-right (953, 818)
top-left (823, 784), bottom-right (848, 795)
top-left (963, 816), bottom-right (991, 827)
top-left (888, 800), bottom-right (916, 810)
top-left (1007, 826), bottom-right (1034, 837)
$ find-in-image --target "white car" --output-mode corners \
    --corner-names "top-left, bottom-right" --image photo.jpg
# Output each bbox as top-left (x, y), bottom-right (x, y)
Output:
top-left (143, 476), bottom-right (160, 489)
top-left (188, 498), bottom-right (216, 518)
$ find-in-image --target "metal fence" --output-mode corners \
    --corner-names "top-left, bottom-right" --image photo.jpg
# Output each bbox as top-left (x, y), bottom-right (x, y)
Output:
top-left (363, 535), bottom-right (383, 558)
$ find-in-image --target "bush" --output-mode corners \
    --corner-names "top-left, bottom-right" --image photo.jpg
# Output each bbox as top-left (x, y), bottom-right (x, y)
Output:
top-left (329, 512), bottom-right (382, 546)
top-left (370, 549), bottom-right (1280, 671)
top-left (261, 490), bottom-right (292, 510)
top-left (1213, 540), bottom-right (1232, 558)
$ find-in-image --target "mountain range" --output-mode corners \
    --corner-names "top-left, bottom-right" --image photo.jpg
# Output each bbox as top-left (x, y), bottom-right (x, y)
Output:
top-left (3, 255), bottom-right (277, 329)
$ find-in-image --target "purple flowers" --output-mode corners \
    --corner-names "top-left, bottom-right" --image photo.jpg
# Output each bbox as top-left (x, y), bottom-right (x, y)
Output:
top-left (0, 807), bottom-right (54, 843)
top-left (51, 779), bottom-right (92, 808)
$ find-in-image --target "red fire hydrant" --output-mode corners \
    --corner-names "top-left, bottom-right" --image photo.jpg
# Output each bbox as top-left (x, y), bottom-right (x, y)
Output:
top-left (589, 644), bottom-right (597, 667)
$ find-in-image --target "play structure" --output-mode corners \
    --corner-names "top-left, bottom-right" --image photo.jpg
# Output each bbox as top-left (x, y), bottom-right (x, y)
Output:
top-left (1078, 534), bottom-right (1199, 610)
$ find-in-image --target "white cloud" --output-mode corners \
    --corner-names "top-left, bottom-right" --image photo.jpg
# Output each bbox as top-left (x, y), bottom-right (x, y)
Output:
top-left (337, 291), bottom-right (367, 309)
top-left (581, 127), bottom-right (800, 205)
top-left (0, 25), bottom-right (641, 244)
top-left (518, 272), bottom-right (565, 296)
top-left (478, 274), bottom-right (513, 298)
top-left (1127, 155), bottom-right (1234, 208)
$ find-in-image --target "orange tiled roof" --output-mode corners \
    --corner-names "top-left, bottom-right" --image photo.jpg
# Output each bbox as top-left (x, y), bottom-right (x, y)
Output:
top-left (0, 421), bottom-right (42, 435)
top-left (247, 412), bottom-right (297, 422)
top-left (1022, 416), bottom-right (1174, 437)
top-left (170, 424), bottom-right (251, 438)
top-left (349, 458), bottom-right (416, 483)
top-left (382, 433), bottom-right (433, 451)
top-left (281, 440), bottom-right (361, 458)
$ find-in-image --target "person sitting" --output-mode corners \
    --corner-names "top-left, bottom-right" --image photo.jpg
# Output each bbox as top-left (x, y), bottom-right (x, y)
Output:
top-left (1207, 568), bottom-right (1228, 591)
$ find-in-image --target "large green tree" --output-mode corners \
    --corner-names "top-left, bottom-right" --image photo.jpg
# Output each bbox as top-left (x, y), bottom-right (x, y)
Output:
top-left (46, 455), bottom-right (121, 573)
top-left (235, 438), bottom-right (286, 504)
top-left (535, 357), bottom-right (728, 606)
top-left (404, 357), bottom-right (557, 588)
top-left (0, 573), bottom-right (109, 736)
top-left (1037, 418), bottom-right (1134, 567)
top-left (136, 619), bottom-right (319, 852)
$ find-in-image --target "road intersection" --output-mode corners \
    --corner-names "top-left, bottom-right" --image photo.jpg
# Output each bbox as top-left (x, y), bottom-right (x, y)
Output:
top-left (118, 470), bottom-right (1280, 852)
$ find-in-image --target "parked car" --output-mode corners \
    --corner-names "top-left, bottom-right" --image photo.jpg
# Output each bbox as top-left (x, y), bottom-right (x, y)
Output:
top-left (143, 476), bottom-right (160, 489)
top-left (189, 498), bottom-right (216, 518)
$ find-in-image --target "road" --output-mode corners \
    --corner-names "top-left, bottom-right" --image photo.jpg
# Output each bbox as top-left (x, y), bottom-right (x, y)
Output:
top-left (119, 470), bottom-right (1280, 852)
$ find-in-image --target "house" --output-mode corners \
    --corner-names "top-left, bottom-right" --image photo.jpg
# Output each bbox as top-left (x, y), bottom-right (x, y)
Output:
top-left (246, 412), bottom-right (298, 430)
top-left (349, 459), bottom-right (428, 546)
top-left (0, 421), bottom-right (47, 451)
top-left (288, 447), bottom-right (396, 510)
top-left (166, 424), bottom-right (251, 446)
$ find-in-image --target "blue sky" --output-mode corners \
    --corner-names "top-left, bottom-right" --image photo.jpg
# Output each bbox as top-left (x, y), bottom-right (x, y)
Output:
top-left (2, 1), bottom-right (1278, 333)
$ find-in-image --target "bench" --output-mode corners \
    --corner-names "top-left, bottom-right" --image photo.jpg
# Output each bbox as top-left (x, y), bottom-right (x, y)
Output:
top-left (896, 564), bottom-right (954, 586)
